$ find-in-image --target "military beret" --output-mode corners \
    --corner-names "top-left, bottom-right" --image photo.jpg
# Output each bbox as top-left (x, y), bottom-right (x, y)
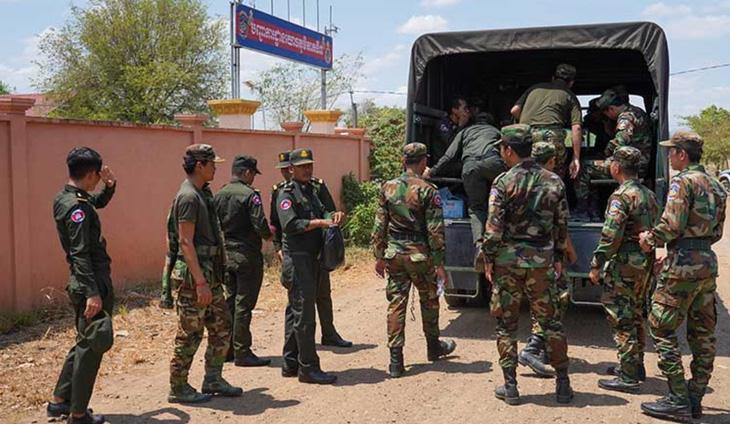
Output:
top-left (403, 142), bottom-right (429, 159)
top-left (233, 154), bottom-right (261, 174)
top-left (532, 141), bottom-right (556, 163)
top-left (555, 63), bottom-right (577, 81)
top-left (612, 146), bottom-right (642, 169)
top-left (185, 144), bottom-right (224, 163)
top-left (289, 148), bottom-right (314, 165)
top-left (498, 124), bottom-right (533, 146)
top-left (275, 150), bottom-right (291, 168)
top-left (659, 131), bottom-right (704, 149)
top-left (596, 89), bottom-right (620, 110)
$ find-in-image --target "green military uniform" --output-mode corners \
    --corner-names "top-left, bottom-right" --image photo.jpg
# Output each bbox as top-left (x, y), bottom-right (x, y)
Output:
top-left (483, 124), bottom-right (573, 404)
top-left (641, 132), bottom-right (726, 419)
top-left (575, 89), bottom-right (653, 204)
top-left (214, 155), bottom-right (272, 363)
top-left (160, 208), bottom-right (178, 308)
top-left (590, 147), bottom-right (659, 390)
top-left (277, 148), bottom-right (331, 378)
top-left (169, 144), bottom-right (240, 401)
top-left (515, 64), bottom-right (581, 177)
top-left (270, 151), bottom-right (292, 254)
top-left (432, 116), bottom-right (462, 176)
top-left (430, 112), bottom-right (507, 243)
top-left (52, 181), bottom-right (116, 415)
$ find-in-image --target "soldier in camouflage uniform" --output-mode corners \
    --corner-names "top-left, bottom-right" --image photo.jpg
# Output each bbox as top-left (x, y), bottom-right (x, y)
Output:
top-left (372, 143), bottom-right (457, 378)
top-left (271, 150), bottom-right (352, 348)
top-left (214, 155), bottom-right (273, 367)
top-left (159, 209), bottom-right (178, 309)
top-left (511, 64), bottom-right (583, 180)
top-left (639, 132), bottom-right (727, 421)
top-left (574, 88), bottom-right (653, 221)
top-left (482, 124), bottom-right (573, 405)
top-left (168, 144), bottom-right (242, 403)
top-left (585, 147), bottom-right (659, 394)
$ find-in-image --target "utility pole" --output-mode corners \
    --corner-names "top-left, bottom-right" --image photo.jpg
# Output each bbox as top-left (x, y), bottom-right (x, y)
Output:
top-left (321, 5), bottom-right (338, 109)
top-left (230, 0), bottom-right (241, 99)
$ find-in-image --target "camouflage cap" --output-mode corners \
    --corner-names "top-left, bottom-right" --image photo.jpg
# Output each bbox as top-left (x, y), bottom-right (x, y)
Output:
top-left (233, 154), bottom-right (261, 174)
top-left (613, 146), bottom-right (642, 169)
top-left (289, 148), bottom-right (314, 165)
top-left (611, 84), bottom-right (630, 103)
top-left (659, 131), bottom-right (704, 149)
top-left (498, 124), bottom-right (533, 146)
top-left (275, 150), bottom-right (292, 168)
top-left (596, 89), bottom-right (619, 110)
top-left (403, 142), bottom-right (429, 159)
top-left (185, 144), bottom-right (224, 163)
top-left (531, 141), bottom-right (556, 163)
top-left (555, 63), bottom-right (577, 81)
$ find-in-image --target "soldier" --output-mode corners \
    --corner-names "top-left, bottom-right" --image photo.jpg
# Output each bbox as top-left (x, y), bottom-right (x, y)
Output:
top-left (586, 146), bottom-right (659, 394)
top-left (168, 144), bottom-right (242, 403)
top-left (277, 148), bottom-right (344, 384)
top-left (511, 63), bottom-right (583, 180)
top-left (425, 112), bottom-right (507, 243)
top-left (482, 124), bottom-right (573, 405)
top-left (271, 150), bottom-right (352, 348)
top-left (574, 88), bottom-right (652, 220)
top-left (214, 155), bottom-right (273, 367)
top-left (47, 147), bottom-right (115, 424)
top-left (432, 95), bottom-right (470, 175)
top-left (638, 132), bottom-right (726, 421)
top-left (159, 210), bottom-right (177, 309)
top-left (372, 143), bottom-right (457, 378)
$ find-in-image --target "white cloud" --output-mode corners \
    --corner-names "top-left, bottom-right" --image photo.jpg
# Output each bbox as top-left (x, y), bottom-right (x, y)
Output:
top-left (397, 15), bottom-right (448, 35)
top-left (642, 2), bottom-right (730, 40)
top-left (0, 26), bottom-right (53, 93)
top-left (421, 0), bottom-right (464, 8)
top-left (360, 44), bottom-right (407, 80)
top-left (668, 74), bottom-right (730, 129)
top-left (641, 2), bottom-right (691, 17)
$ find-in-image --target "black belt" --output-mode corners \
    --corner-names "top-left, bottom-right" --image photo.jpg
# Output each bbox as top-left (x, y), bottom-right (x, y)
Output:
top-left (390, 233), bottom-right (425, 242)
top-left (531, 125), bottom-right (564, 130)
top-left (668, 238), bottom-right (712, 251)
top-left (463, 151), bottom-right (499, 163)
top-left (195, 245), bottom-right (222, 258)
top-left (618, 241), bottom-right (643, 253)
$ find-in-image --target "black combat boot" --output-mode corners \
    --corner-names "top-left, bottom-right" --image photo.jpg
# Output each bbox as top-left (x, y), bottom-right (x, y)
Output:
top-left (571, 199), bottom-right (591, 222)
top-left (588, 196), bottom-right (602, 222)
top-left (607, 363), bottom-right (646, 381)
top-left (389, 347), bottom-right (405, 378)
top-left (321, 332), bottom-right (353, 348)
top-left (556, 368), bottom-right (574, 404)
top-left (298, 367), bottom-right (337, 385)
top-left (66, 412), bottom-right (106, 424)
top-left (426, 338), bottom-right (456, 361)
top-left (688, 381), bottom-right (705, 419)
top-left (641, 379), bottom-right (691, 421)
top-left (494, 367), bottom-right (520, 405)
top-left (518, 335), bottom-right (555, 378)
top-left (598, 375), bottom-right (640, 394)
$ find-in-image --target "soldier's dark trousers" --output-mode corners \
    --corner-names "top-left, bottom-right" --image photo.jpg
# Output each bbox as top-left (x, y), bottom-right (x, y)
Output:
top-left (53, 274), bottom-right (114, 414)
top-left (462, 156), bottom-right (507, 243)
top-left (315, 265), bottom-right (336, 337)
top-left (225, 251), bottom-right (264, 359)
top-left (282, 252), bottom-right (320, 370)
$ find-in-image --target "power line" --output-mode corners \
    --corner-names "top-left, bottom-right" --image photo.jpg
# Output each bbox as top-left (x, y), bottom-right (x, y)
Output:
top-left (352, 90), bottom-right (407, 95)
top-left (670, 63), bottom-right (730, 76)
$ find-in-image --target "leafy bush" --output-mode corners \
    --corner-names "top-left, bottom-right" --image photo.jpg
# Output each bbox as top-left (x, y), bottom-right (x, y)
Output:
top-left (342, 173), bottom-right (380, 246)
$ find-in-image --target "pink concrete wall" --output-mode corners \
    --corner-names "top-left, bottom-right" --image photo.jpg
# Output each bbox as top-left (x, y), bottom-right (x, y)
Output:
top-left (0, 113), bottom-right (369, 311)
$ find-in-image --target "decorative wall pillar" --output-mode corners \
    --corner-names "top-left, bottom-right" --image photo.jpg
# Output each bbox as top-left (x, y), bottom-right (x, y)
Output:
top-left (303, 110), bottom-right (343, 134)
top-left (174, 113), bottom-right (208, 144)
top-left (207, 99), bottom-right (261, 130)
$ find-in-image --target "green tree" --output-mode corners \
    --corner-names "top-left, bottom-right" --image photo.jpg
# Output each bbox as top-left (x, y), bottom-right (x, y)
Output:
top-left (34, 0), bottom-right (227, 124)
top-left (0, 80), bottom-right (11, 95)
top-left (252, 53), bottom-right (363, 127)
top-left (681, 105), bottom-right (730, 169)
top-left (357, 104), bottom-right (406, 181)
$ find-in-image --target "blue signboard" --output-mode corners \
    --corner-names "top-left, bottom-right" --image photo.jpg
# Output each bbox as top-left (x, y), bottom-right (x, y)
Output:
top-left (235, 4), bottom-right (333, 70)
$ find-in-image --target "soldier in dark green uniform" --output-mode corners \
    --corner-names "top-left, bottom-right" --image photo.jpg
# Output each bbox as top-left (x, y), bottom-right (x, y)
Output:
top-left (639, 132), bottom-right (727, 421)
top-left (482, 124), bottom-right (573, 405)
top-left (511, 63), bottom-right (583, 181)
top-left (47, 147), bottom-right (116, 424)
top-left (372, 143), bottom-right (456, 378)
top-left (168, 144), bottom-right (242, 403)
top-left (214, 155), bottom-right (273, 367)
top-left (587, 147), bottom-right (659, 394)
top-left (426, 112), bottom-right (507, 243)
top-left (277, 148), bottom-right (343, 384)
top-left (159, 210), bottom-right (177, 309)
top-left (432, 96), bottom-right (470, 176)
top-left (271, 150), bottom-right (352, 348)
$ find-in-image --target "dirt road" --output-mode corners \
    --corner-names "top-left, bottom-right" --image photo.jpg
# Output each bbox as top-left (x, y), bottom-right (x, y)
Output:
top-left (6, 241), bottom-right (730, 424)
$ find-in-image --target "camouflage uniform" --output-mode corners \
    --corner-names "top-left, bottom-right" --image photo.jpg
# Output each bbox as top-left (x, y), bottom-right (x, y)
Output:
top-left (160, 209), bottom-right (178, 308)
top-left (642, 133), bottom-right (726, 411)
top-left (575, 89), bottom-right (653, 203)
top-left (483, 125), bottom-right (570, 373)
top-left (590, 147), bottom-right (659, 384)
top-left (372, 143), bottom-right (446, 349)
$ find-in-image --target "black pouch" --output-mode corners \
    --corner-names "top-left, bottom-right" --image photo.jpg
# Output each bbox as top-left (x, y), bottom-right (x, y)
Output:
top-left (321, 225), bottom-right (345, 271)
top-left (84, 311), bottom-right (114, 354)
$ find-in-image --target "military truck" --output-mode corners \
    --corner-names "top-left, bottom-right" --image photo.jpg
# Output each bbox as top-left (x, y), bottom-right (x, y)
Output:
top-left (405, 22), bottom-right (670, 306)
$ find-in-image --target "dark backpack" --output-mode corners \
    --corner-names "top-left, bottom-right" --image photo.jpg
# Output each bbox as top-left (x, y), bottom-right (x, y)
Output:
top-left (321, 225), bottom-right (345, 271)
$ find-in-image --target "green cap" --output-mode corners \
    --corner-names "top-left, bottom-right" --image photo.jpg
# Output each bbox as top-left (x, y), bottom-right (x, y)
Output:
top-left (532, 141), bottom-right (556, 163)
top-left (290, 148), bottom-right (314, 165)
top-left (498, 124), bottom-right (533, 146)
top-left (555, 63), bottom-right (577, 81)
top-left (596, 89), bottom-right (619, 110)
top-left (233, 154), bottom-right (261, 174)
top-left (275, 150), bottom-right (291, 168)
top-left (185, 144), bottom-right (224, 163)
top-left (613, 146), bottom-right (642, 169)
top-left (659, 131), bottom-right (704, 149)
top-left (403, 142), bottom-right (429, 159)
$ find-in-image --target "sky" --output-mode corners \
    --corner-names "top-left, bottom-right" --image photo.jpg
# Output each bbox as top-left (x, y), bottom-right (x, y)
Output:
top-left (1, 0), bottom-right (730, 129)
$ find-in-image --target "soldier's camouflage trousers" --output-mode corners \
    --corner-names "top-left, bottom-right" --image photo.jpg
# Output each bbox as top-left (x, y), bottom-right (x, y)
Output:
top-left (170, 259), bottom-right (232, 388)
top-left (601, 262), bottom-right (651, 382)
top-left (530, 273), bottom-right (570, 338)
top-left (650, 276), bottom-right (717, 398)
top-left (575, 160), bottom-right (611, 202)
top-left (385, 254), bottom-right (440, 348)
top-left (491, 266), bottom-right (569, 370)
top-left (531, 127), bottom-right (567, 178)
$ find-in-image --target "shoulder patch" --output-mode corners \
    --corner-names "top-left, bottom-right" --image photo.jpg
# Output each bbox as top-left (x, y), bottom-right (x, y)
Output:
top-left (608, 199), bottom-right (622, 216)
top-left (489, 188), bottom-right (499, 204)
top-left (70, 208), bottom-right (86, 223)
top-left (252, 194), bottom-right (262, 206)
top-left (439, 122), bottom-right (451, 132)
top-left (280, 199), bottom-right (292, 211)
top-left (616, 118), bottom-right (631, 130)
top-left (667, 183), bottom-right (681, 201)
top-left (433, 194), bottom-right (443, 207)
